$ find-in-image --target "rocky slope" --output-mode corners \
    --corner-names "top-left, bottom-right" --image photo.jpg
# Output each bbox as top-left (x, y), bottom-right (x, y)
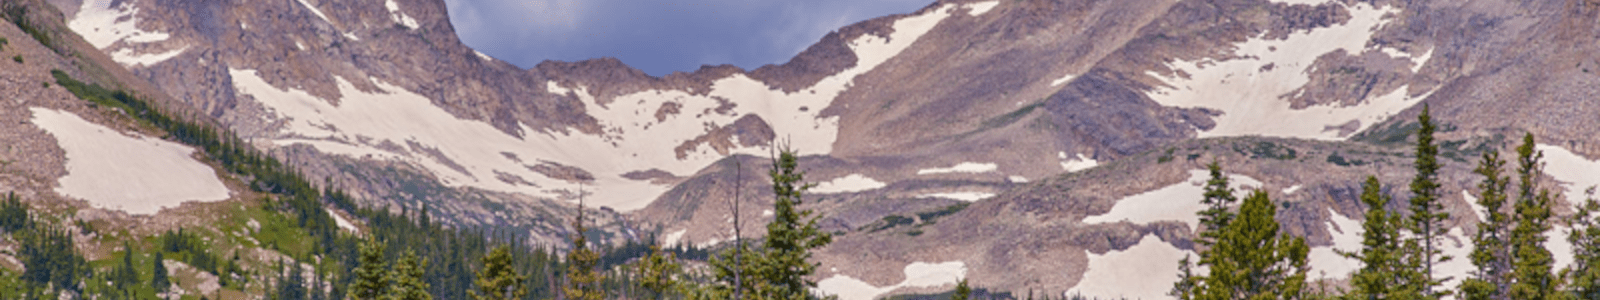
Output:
top-left (21, 0), bottom-right (1600, 298)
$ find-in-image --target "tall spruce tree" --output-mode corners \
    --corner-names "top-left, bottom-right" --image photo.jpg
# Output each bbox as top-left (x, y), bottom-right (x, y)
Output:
top-left (1174, 162), bottom-right (1237, 300)
top-left (1346, 176), bottom-right (1421, 300)
top-left (471, 246), bottom-right (527, 300)
top-left (348, 238), bottom-right (389, 300)
top-left (751, 146), bottom-right (833, 300)
top-left (114, 242), bottom-right (138, 290)
top-left (564, 192), bottom-right (603, 300)
top-left (1406, 104), bottom-right (1450, 297)
top-left (1565, 187), bottom-right (1600, 299)
top-left (385, 250), bottom-right (431, 300)
top-left (1198, 190), bottom-right (1310, 300)
top-left (1462, 150), bottom-right (1512, 300)
top-left (1509, 134), bottom-right (1558, 299)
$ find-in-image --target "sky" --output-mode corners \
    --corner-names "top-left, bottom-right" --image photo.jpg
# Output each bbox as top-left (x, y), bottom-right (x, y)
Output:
top-left (443, 0), bottom-right (934, 77)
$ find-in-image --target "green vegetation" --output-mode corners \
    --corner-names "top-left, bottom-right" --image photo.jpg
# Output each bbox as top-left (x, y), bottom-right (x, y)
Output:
top-left (1407, 104), bottom-right (1450, 297)
top-left (1237, 141), bottom-right (1297, 160)
top-left (1174, 162), bottom-right (1309, 300)
top-left (10, 55), bottom-right (19, 63)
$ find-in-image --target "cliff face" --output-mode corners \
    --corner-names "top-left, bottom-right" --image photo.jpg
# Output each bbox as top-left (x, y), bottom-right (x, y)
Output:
top-left (38, 0), bottom-right (1600, 297)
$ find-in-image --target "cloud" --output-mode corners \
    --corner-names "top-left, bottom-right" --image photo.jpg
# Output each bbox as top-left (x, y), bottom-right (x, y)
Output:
top-left (443, 0), bottom-right (933, 76)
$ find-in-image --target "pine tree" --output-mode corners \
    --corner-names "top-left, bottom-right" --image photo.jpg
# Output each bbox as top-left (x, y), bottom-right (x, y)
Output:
top-left (1174, 162), bottom-right (1239, 300)
top-left (1198, 161), bottom-right (1240, 248)
top-left (1462, 150), bottom-right (1513, 300)
top-left (1346, 176), bottom-right (1421, 300)
top-left (1198, 190), bottom-right (1310, 300)
top-left (348, 238), bottom-right (389, 300)
top-left (953, 279), bottom-right (971, 300)
top-left (281, 259), bottom-right (307, 300)
top-left (385, 250), bottom-right (431, 300)
top-left (153, 251), bottom-right (170, 293)
top-left (564, 195), bottom-right (603, 300)
top-left (1508, 133), bottom-right (1557, 299)
top-left (751, 146), bottom-right (833, 300)
top-left (1406, 104), bottom-right (1450, 297)
top-left (1565, 187), bottom-right (1600, 299)
top-left (635, 245), bottom-right (681, 300)
top-left (471, 246), bottom-right (527, 300)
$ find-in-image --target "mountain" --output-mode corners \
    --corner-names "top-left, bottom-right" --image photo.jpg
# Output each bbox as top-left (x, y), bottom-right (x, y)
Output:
top-left (7, 0), bottom-right (1600, 298)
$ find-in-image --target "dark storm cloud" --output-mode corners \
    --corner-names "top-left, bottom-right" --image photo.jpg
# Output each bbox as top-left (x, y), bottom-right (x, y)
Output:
top-left (444, 0), bottom-right (933, 76)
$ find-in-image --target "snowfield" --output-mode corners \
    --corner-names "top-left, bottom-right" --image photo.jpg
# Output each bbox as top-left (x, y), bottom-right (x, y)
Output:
top-left (1066, 235), bottom-right (1192, 300)
top-left (916, 192), bottom-right (995, 202)
top-left (327, 208), bottom-right (358, 233)
top-left (817, 261), bottom-right (965, 300)
top-left (1308, 208), bottom-right (1362, 280)
top-left (30, 108), bottom-right (230, 215)
top-left (68, 0), bottom-right (187, 67)
top-left (963, 1), bottom-right (1001, 16)
top-left (1145, 3), bottom-right (1430, 140)
top-left (811, 174), bottom-right (887, 194)
top-left (1058, 152), bottom-right (1097, 172)
top-left (917, 162), bottom-right (999, 175)
top-left (1081, 169), bottom-right (1263, 230)
top-left (230, 4), bottom-right (960, 211)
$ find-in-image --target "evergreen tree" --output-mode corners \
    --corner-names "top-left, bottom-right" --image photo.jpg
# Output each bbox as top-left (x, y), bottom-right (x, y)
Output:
top-left (1462, 150), bottom-right (1513, 300)
top-left (1198, 191), bottom-right (1309, 300)
top-left (153, 251), bottom-right (170, 293)
top-left (1509, 134), bottom-right (1558, 299)
top-left (752, 146), bottom-right (833, 300)
top-left (348, 238), bottom-right (389, 300)
top-left (471, 246), bottom-right (527, 300)
top-left (953, 279), bottom-right (971, 300)
top-left (564, 196), bottom-right (603, 300)
top-left (1565, 187), bottom-right (1600, 299)
top-left (385, 250), bottom-right (431, 300)
top-left (1406, 104), bottom-right (1450, 297)
top-left (1174, 162), bottom-right (1240, 300)
top-left (1198, 161), bottom-right (1240, 248)
top-left (1346, 176), bottom-right (1421, 300)
top-left (635, 245), bottom-right (681, 300)
top-left (114, 242), bottom-right (138, 290)
top-left (1172, 254), bottom-right (1199, 300)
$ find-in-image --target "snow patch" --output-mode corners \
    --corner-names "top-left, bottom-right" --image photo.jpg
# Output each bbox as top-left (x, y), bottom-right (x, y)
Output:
top-left (385, 0), bottom-right (420, 29)
top-left (662, 229), bottom-right (687, 247)
top-left (917, 162), bottom-right (998, 175)
top-left (762, 209), bottom-right (774, 217)
top-left (1308, 208), bottom-right (1362, 280)
top-left (1067, 235), bottom-right (1191, 300)
top-left (1050, 74), bottom-right (1075, 86)
top-left (296, 0), bottom-right (333, 24)
top-left (916, 192), bottom-right (994, 202)
top-left (1082, 169), bottom-right (1263, 230)
top-left (326, 208), bottom-right (358, 233)
top-left (1535, 144), bottom-right (1600, 210)
top-left (817, 261), bottom-right (965, 300)
top-left (68, 0), bottom-right (171, 49)
top-left (474, 50), bottom-right (494, 61)
top-left (1438, 228), bottom-right (1475, 292)
top-left (110, 46), bottom-right (188, 67)
top-left (1463, 190), bottom-right (1487, 222)
top-left (1008, 175), bottom-right (1028, 183)
top-left (963, 1), bottom-right (1000, 16)
top-left (1145, 3), bottom-right (1427, 140)
top-left (30, 108), bottom-right (229, 215)
top-left (1058, 152), bottom-right (1098, 172)
top-left (343, 32), bottom-right (361, 41)
top-left (812, 174), bottom-right (887, 194)
top-left (1282, 184), bottom-right (1302, 195)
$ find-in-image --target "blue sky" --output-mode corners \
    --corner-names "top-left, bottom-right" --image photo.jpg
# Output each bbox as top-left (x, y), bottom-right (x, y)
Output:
top-left (443, 0), bottom-right (934, 76)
